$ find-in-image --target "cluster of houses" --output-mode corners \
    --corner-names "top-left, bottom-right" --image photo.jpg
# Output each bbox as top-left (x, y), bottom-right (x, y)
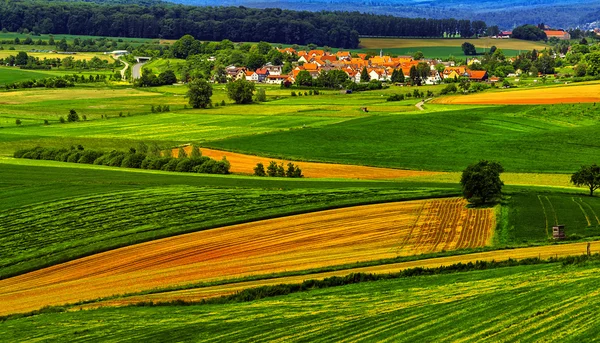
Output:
top-left (224, 48), bottom-right (491, 86)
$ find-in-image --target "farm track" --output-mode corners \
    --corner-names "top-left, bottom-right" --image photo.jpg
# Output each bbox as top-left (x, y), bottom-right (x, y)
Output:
top-left (0, 198), bottom-right (493, 316)
top-left (86, 240), bottom-right (600, 311)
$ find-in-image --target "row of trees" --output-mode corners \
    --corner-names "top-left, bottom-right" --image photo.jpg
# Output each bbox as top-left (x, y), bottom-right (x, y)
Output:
top-left (3, 74), bottom-right (106, 90)
top-left (186, 78), bottom-right (259, 109)
top-left (13, 144), bottom-right (231, 175)
top-left (0, 1), bottom-right (489, 48)
top-left (1, 52), bottom-right (117, 70)
top-left (254, 161), bottom-right (303, 178)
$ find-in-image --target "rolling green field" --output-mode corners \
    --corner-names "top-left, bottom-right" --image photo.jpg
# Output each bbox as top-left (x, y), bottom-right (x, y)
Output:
top-left (504, 192), bottom-right (600, 243)
top-left (0, 158), bottom-right (458, 278)
top-left (3, 84), bottom-right (600, 174)
top-left (356, 46), bottom-right (523, 59)
top-left (209, 104), bottom-right (600, 173)
top-left (356, 37), bottom-right (548, 58)
top-left (4, 261), bottom-right (600, 342)
top-left (0, 66), bottom-right (116, 86)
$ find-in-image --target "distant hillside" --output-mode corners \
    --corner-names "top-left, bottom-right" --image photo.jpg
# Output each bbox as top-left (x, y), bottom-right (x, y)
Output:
top-left (167, 0), bottom-right (600, 29)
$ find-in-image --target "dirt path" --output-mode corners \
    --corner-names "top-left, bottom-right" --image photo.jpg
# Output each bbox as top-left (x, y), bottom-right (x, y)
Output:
top-left (415, 98), bottom-right (432, 111)
top-left (0, 198), bottom-right (494, 316)
top-left (118, 58), bottom-right (129, 80)
top-left (174, 147), bottom-right (441, 180)
top-left (84, 241), bottom-right (599, 310)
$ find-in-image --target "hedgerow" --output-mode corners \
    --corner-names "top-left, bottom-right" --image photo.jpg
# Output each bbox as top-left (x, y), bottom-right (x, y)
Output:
top-left (14, 145), bottom-right (230, 175)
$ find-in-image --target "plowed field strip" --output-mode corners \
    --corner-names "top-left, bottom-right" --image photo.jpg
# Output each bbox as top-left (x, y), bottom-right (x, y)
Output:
top-left (86, 241), bottom-right (600, 311)
top-left (0, 198), bottom-right (493, 316)
top-left (175, 147), bottom-right (442, 179)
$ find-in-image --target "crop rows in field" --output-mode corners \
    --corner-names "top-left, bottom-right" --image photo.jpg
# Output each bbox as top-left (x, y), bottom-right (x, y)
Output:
top-left (86, 240), bottom-right (600, 309)
top-left (5, 261), bottom-right (600, 342)
top-left (0, 186), bottom-right (441, 279)
top-left (508, 193), bottom-right (600, 243)
top-left (0, 197), bottom-right (493, 315)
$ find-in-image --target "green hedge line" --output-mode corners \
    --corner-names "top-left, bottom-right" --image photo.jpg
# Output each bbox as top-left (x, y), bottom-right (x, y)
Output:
top-left (13, 145), bottom-right (230, 175)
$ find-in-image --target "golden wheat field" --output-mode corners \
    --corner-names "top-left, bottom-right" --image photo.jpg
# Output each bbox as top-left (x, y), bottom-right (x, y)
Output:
top-left (174, 146), bottom-right (442, 179)
top-left (433, 83), bottom-right (600, 105)
top-left (0, 198), bottom-right (493, 315)
top-left (86, 240), bottom-right (600, 309)
top-left (0, 51), bottom-right (113, 61)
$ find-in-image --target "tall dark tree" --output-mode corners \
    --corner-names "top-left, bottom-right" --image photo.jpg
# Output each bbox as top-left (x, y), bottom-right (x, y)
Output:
top-left (571, 164), bottom-right (600, 196)
top-left (460, 160), bottom-right (504, 204)
top-left (360, 67), bottom-right (370, 83)
top-left (186, 79), bottom-right (213, 109)
top-left (226, 78), bottom-right (255, 104)
top-left (461, 42), bottom-right (477, 56)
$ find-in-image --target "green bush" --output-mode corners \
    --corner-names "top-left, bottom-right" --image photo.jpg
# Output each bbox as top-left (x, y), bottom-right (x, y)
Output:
top-left (386, 94), bottom-right (405, 102)
top-left (121, 153), bottom-right (147, 169)
top-left (66, 152), bottom-right (81, 163)
top-left (175, 158), bottom-right (194, 172)
top-left (161, 158), bottom-right (179, 172)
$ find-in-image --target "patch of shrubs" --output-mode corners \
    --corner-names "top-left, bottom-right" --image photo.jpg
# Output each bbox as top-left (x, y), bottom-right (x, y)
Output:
top-left (440, 83), bottom-right (458, 95)
top-left (254, 161), bottom-right (303, 178)
top-left (386, 94), bottom-right (405, 102)
top-left (14, 144), bottom-right (230, 175)
top-left (4, 74), bottom-right (106, 90)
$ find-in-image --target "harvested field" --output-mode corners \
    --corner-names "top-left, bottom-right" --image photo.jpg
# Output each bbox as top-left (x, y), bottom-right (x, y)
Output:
top-left (0, 51), bottom-right (112, 61)
top-left (0, 198), bottom-right (494, 315)
top-left (175, 146), bottom-right (442, 179)
top-left (87, 240), bottom-right (600, 310)
top-left (433, 84), bottom-right (600, 105)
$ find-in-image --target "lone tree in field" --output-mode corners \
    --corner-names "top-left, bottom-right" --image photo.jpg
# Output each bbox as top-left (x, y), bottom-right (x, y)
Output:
top-left (67, 109), bottom-right (79, 122)
top-left (254, 162), bottom-right (266, 176)
top-left (461, 42), bottom-right (477, 56)
top-left (460, 160), bottom-right (504, 204)
top-left (571, 164), bottom-right (600, 196)
top-left (226, 78), bottom-right (255, 104)
top-left (186, 79), bottom-right (212, 109)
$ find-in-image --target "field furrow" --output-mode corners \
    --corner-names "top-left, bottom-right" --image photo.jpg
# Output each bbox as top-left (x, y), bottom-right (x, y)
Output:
top-left (0, 197), bottom-right (493, 316)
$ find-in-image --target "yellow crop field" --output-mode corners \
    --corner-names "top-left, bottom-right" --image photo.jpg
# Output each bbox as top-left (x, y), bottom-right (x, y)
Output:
top-left (0, 198), bottom-right (493, 315)
top-left (359, 37), bottom-right (548, 50)
top-left (0, 51), bottom-right (112, 61)
top-left (88, 240), bottom-right (600, 309)
top-left (433, 83), bottom-right (600, 105)
top-left (174, 147), bottom-right (442, 179)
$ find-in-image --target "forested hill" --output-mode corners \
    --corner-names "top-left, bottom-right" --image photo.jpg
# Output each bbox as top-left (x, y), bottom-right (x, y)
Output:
top-left (0, 1), bottom-right (487, 48)
top-left (170, 0), bottom-right (600, 29)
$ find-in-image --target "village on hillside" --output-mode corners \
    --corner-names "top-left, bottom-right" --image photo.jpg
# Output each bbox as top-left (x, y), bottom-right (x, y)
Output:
top-left (224, 47), bottom-right (502, 86)
top-left (225, 48), bottom-right (490, 86)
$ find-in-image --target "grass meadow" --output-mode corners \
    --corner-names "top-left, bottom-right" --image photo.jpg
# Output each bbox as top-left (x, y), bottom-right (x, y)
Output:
top-left (357, 37), bottom-right (549, 58)
top-left (4, 261), bottom-right (600, 342)
top-left (209, 103), bottom-right (600, 173)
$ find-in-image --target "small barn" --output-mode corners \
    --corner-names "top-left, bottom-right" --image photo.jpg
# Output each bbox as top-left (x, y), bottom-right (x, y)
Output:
top-left (552, 225), bottom-right (565, 240)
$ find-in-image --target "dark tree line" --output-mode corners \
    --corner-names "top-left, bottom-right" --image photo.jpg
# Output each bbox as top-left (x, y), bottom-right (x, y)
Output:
top-left (0, 1), bottom-right (488, 49)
